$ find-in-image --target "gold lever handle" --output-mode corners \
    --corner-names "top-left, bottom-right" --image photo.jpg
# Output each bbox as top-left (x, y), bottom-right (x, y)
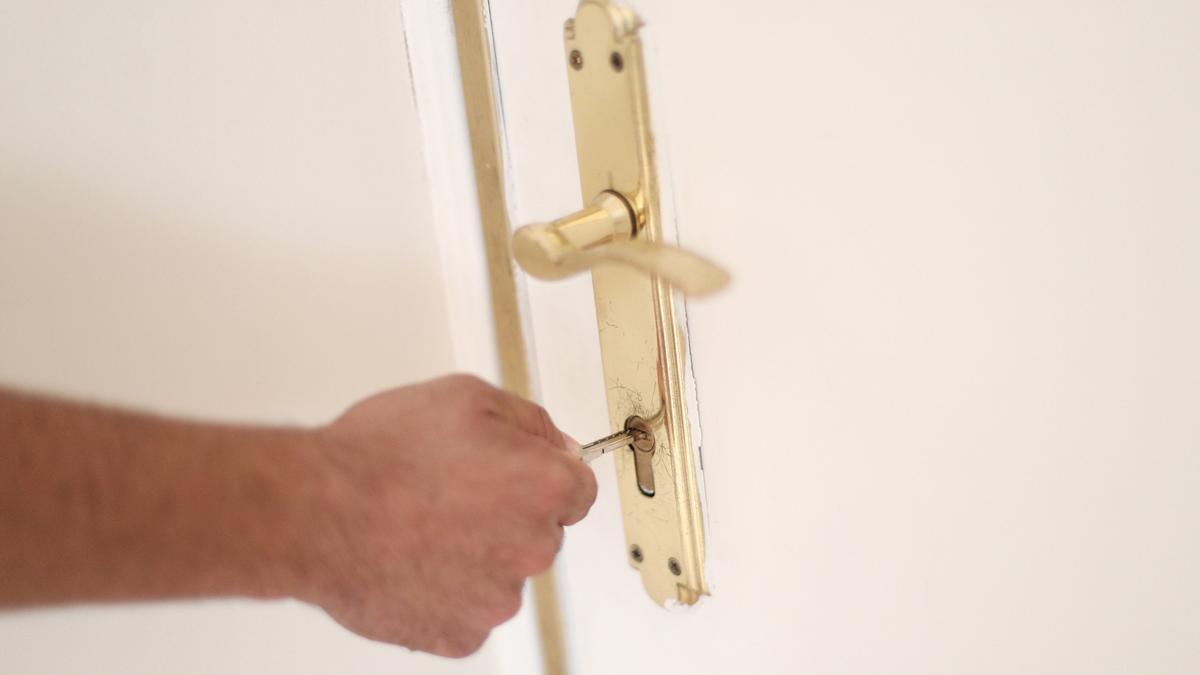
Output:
top-left (512, 192), bottom-right (730, 296)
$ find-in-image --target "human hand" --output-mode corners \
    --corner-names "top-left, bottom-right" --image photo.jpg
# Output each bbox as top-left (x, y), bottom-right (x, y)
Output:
top-left (295, 375), bottom-right (596, 657)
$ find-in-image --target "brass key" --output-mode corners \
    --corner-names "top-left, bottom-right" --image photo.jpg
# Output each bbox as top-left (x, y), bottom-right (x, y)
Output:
top-left (577, 415), bottom-right (656, 490)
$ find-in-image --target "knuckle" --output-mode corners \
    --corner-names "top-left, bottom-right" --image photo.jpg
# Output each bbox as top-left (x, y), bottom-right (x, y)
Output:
top-left (534, 406), bottom-right (557, 439)
top-left (443, 373), bottom-right (489, 390)
top-left (514, 539), bottom-right (559, 576)
top-left (444, 374), bottom-right (496, 403)
top-left (457, 387), bottom-right (503, 418)
top-left (581, 464), bottom-right (598, 501)
top-left (484, 589), bottom-right (524, 625)
top-left (540, 460), bottom-right (578, 499)
top-left (436, 628), bottom-right (489, 658)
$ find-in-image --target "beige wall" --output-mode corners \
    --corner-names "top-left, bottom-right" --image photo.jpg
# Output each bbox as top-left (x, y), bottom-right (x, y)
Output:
top-left (0, 1), bottom-right (499, 672)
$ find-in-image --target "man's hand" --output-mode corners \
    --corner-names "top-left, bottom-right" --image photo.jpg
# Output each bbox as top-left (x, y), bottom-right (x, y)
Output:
top-left (0, 375), bottom-right (595, 659)
top-left (300, 375), bottom-right (597, 657)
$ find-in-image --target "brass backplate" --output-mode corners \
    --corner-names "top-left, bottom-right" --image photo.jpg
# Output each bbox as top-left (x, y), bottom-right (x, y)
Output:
top-left (564, 0), bottom-right (707, 606)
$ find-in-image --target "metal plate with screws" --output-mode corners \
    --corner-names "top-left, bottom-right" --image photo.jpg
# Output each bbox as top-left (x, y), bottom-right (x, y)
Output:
top-left (562, 0), bottom-right (708, 606)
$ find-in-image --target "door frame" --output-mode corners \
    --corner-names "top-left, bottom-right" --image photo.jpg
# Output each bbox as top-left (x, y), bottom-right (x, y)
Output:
top-left (398, 0), bottom-right (569, 672)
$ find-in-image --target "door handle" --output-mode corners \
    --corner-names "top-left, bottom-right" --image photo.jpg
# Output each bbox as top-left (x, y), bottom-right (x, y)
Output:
top-left (510, 0), bottom-right (716, 607)
top-left (512, 191), bottom-right (730, 296)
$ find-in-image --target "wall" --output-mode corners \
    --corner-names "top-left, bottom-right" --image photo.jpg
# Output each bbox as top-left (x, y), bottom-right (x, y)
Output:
top-left (0, 1), bottom-right (509, 673)
top-left (491, 0), bottom-right (1200, 673)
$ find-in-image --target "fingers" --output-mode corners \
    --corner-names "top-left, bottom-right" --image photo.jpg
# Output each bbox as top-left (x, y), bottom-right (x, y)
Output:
top-left (561, 432), bottom-right (582, 456)
top-left (558, 454), bottom-right (598, 525)
top-left (541, 441), bottom-right (598, 526)
top-left (461, 574), bottom-right (525, 631)
top-left (431, 628), bottom-right (491, 659)
top-left (441, 374), bottom-right (597, 526)
top-left (442, 373), bottom-right (573, 453)
top-left (491, 387), bottom-right (572, 452)
top-left (534, 433), bottom-right (598, 525)
top-left (488, 423), bottom-right (597, 526)
top-left (441, 374), bottom-right (599, 523)
top-left (318, 374), bottom-right (600, 661)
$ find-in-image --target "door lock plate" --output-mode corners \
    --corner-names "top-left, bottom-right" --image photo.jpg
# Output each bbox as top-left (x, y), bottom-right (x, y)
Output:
top-left (564, 0), bottom-right (708, 606)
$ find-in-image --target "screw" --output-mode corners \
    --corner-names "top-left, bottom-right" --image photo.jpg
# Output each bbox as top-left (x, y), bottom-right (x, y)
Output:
top-left (569, 50), bottom-right (583, 70)
top-left (668, 557), bottom-right (682, 576)
top-left (630, 545), bottom-right (644, 563)
top-left (610, 51), bottom-right (624, 72)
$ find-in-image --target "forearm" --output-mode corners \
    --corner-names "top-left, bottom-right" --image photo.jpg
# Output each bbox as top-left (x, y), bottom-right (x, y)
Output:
top-left (0, 375), bottom-right (595, 657)
top-left (0, 388), bottom-right (322, 608)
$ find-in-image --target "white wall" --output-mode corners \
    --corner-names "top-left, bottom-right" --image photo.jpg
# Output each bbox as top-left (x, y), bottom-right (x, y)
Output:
top-left (492, 1), bottom-right (1200, 673)
top-left (0, 1), bottom-right (508, 673)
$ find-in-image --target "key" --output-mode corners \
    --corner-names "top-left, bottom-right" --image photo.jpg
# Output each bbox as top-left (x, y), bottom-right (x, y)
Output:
top-left (578, 430), bottom-right (636, 463)
top-left (577, 418), bottom-right (655, 464)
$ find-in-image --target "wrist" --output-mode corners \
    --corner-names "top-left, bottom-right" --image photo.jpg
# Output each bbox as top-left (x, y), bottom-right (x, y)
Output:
top-left (254, 425), bottom-right (384, 608)
top-left (237, 426), bottom-right (339, 602)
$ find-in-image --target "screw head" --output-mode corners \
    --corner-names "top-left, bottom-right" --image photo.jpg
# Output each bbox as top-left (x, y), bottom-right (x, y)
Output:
top-left (630, 545), bottom-right (644, 563)
top-left (569, 49), bottom-right (583, 70)
top-left (610, 51), bottom-right (624, 72)
top-left (668, 557), bottom-right (682, 576)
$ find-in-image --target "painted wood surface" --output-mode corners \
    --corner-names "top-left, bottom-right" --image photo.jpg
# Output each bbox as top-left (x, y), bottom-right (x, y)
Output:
top-left (490, 1), bottom-right (1200, 673)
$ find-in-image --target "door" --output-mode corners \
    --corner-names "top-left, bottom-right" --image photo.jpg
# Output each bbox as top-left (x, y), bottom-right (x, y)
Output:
top-left (488, 1), bottom-right (1200, 673)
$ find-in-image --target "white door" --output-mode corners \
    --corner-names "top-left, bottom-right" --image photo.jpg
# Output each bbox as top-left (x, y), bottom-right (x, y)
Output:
top-left (489, 1), bottom-right (1200, 673)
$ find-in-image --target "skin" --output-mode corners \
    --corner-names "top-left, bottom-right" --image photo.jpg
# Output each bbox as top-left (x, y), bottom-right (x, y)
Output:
top-left (0, 374), bottom-right (596, 658)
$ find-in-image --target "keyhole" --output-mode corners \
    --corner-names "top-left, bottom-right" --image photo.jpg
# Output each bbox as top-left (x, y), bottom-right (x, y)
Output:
top-left (625, 416), bottom-right (655, 497)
